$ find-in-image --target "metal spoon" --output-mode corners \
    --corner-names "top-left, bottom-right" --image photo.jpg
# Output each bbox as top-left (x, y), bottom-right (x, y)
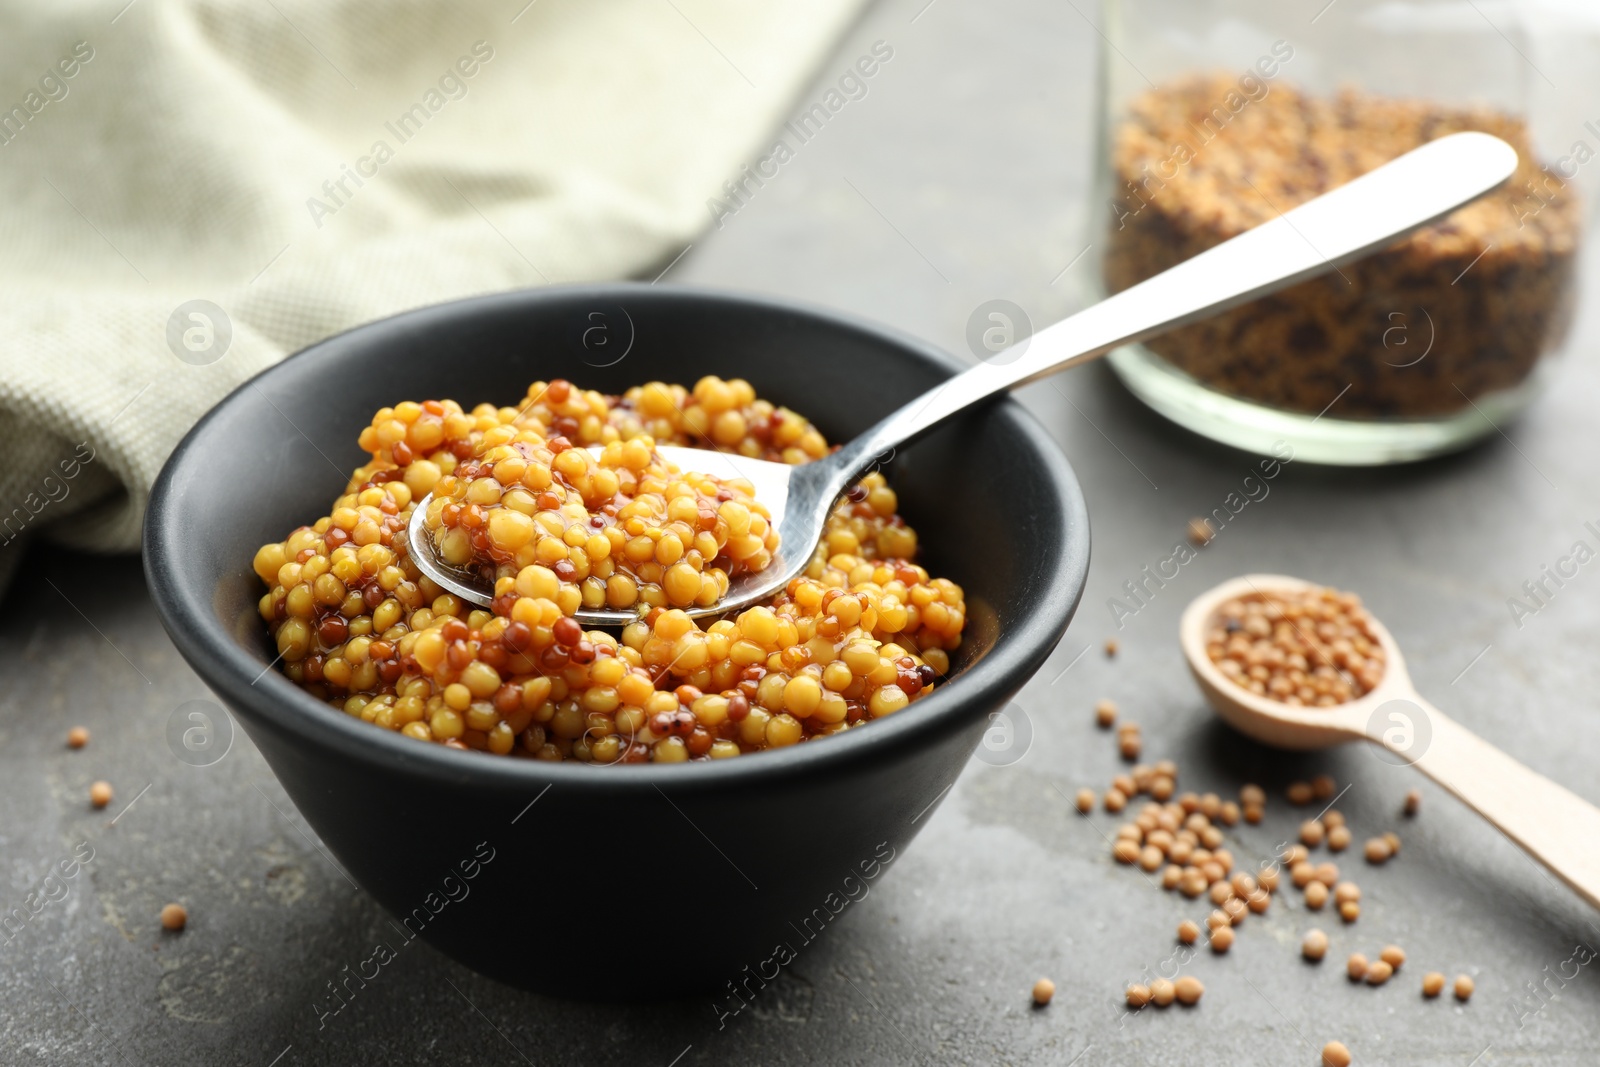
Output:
top-left (1182, 573), bottom-right (1600, 912)
top-left (411, 131), bottom-right (1518, 626)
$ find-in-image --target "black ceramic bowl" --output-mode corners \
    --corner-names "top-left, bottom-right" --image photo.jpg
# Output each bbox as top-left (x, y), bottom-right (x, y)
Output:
top-left (144, 284), bottom-right (1089, 999)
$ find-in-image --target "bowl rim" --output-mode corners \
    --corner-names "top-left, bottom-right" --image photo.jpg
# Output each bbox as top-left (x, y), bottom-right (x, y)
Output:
top-left (144, 282), bottom-right (1090, 797)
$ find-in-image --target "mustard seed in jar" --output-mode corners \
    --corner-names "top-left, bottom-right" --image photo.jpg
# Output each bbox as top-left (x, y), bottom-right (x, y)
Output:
top-left (1206, 588), bottom-right (1386, 706)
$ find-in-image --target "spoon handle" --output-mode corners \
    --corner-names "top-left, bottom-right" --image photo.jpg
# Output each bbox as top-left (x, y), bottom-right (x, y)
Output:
top-left (1388, 696), bottom-right (1600, 912)
top-left (834, 131), bottom-right (1519, 471)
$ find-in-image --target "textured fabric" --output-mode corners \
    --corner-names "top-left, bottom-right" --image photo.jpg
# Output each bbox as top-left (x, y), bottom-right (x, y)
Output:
top-left (0, 0), bottom-right (866, 574)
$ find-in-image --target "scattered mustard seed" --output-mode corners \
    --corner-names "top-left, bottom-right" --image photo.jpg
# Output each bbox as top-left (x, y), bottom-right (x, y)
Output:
top-left (1188, 517), bottom-right (1215, 546)
top-left (1150, 978), bottom-right (1176, 1007)
top-left (1210, 926), bottom-right (1235, 953)
top-left (1095, 699), bottom-right (1117, 728)
top-left (1422, 971), bottom-right (1445, 997)
top-left (1364, 837), bottom-right (1393, 864)
top-left (1287, 781), bottom-right (1315, 806)
top-left (1347, 953), bottom-right (1369, 981)
top-left (1240, 784), bottom-right (1266, 807)
top-left (1032, 977), bottom-right (1055, 1006)
top-left (1305, 881), bottom-right (1329, 910)
top-left (1311, 775), bottom-right (1337, 801)
top-left (1365, 960), bottom-right (1394, 986)
top-left (1119, 734), bottom-right (1142, 761)
top-left (1174, 975), bottom-right (1204, 1005)
top-left (89, 781), bottom-right (112, 809)
top-left (1324, 809), bottom-right (1345, 829)
top-left (1075, 788), bottom-right (1095, 814)
top-left (1105, 638), bottom-right (1119, 657)
top-left (160, 903), bottom-right (187, 931)
top-left (1321, 1040), bottom-right (1353, 1067)
top-left (1301, 819), bottom-right (1325, 847)
top-left (1338, 900), bottom-right (1360, 923)
top-left (1104, 788), bottom-right (1127, 814)
top-left (1454, 974), bottom-right (1475, 1001)
top-left (1126, 983), bottom-right (1151, 1008)
top-left (1404, 788), bottom-right (1422, 817)
top-left (1314, 863), bottom-right (1339, 888)
top-left (1380, 945), bottom-right (1406, 972)
top-left (67, 727), bottom-right (89, 749)
top-left (1302, 929), bottom-right (1329, 961)
top-left (1382, 831), bottom-right (1401, 856)
top-left (1113, 839), bottom-right (1140, 864)
top-left (1327, 825), bottom-right (1352, 852)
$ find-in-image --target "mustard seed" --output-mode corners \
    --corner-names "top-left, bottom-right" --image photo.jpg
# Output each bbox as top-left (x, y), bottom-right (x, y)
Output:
top-left (1095, 699), bottom-right (1117, 728)
top-left (1365, 960), bottom-right (1393, 985)
top-left (1075, 788), bottom-right (1095, 814)
top-left (1188, 517), bottom-right (1215, 546)
top-left (1454, 974), bottom-right (1474, 1001)
top-left (1334, 882), bottom-right (1360, 904)
top-left (1304, 881), bottom-right (1329, 910)
top-left (1247, 888), bottom-right (1271, 914)
top-left (1404, 788), bottom-right (1422, 816)
top-left (66, 727), bottom-right (89, 749)
top-left (1116, 824), bottom-right (1142, 842)
top-left (1223, 897), bottom-right (1248, 924)
top-left (1204, 588), bottom-right (1386, 703)
top-left (1126, 983), bottom-right (1151, 1008)
top-left (1181, 870), bottom-right (1208, 898)
top-left (1311, 775), bottom-right (1337, 801)
top-left (1284, 845), bottom-right (1310, 866)
top-left (1291, 861), bottom-right (1315, 888)
top-left (1150, 978), bottom-right (1176, 1006)
top-left (1218, 800), bottom-right (1240, 826)
top-left (1324, 809), bottom-right (1345, 829)
top-left (1258, 866), bottom-right (1280, 892)
top-left (160, 903), bottom-right (187, 931)
top-left (1347, 953), bottom-right (1368, 980)
top-left (1200, 825), bottom-right (1224, 849)
top-left (1382, 831), bottom-right (1401, 855)
top-left (1113, 773), bottom-right (1137, 796)
top-left (1032, 977), bottom-right (1055, 1005)
top-left (89, 781), bottom-right (112, 808)
top-left (1243, 804), bottom-right (1263, 824)
top-left (1140, 845), bottom-right (1165, 872)
top-left (1150, 775), bottom-right (1176, 801)
top-left (1162, 864), bottom-right (1183, 890)
top-left (1301, 819), bottom-right (1325, 847)
top-left (1206, 909), bottom-right (1231, 930)
top-left (1104, 788), bottom-right (1127, 813)
top-left (1153, 759), bottom-right (1178, 779)
top-left (1210, 881), bottom-right (1235, 905)
top-left (1314, 863), bottom-right (1339, 888)
top-left (1210, 925), bottom-right (1235, 953)
top-left (1302, 929), bottom-right (1328, 960)
top-left (1231, 872), bottom-right (1257, 897)
top-left (1178, 919), bottom-right (1200, 944)
top-left (1240, 784), bottom-right (1266, 807)
top-left (1327, 825), bottom-right (1352, 852)
top-left (1422, 971), bottom-right (1445, 997)
top-left (1287, 781), bottom-right (1314, 805)
top-left (1380, 945), bottom-right (1406, 971)
top-left (1321, 1040), bottom-right (1352, 1067)
top-left (1113, 839), bottom-right (1140, 864)
top-left (1338, 900), bottom-right (1360, 923)
top-left (1105, 638), bottom-right (1119, 657)
top-left (1119, 734), bottom-right (1142, 761)
top-left (1174, 975), bottom-right (1204, 1005)
top-left (1364, 837), bottom-right (1392, 864)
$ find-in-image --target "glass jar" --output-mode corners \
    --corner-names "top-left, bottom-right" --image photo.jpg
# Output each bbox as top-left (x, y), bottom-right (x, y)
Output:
top-left (1091, 0), bottom-right (1591, 464)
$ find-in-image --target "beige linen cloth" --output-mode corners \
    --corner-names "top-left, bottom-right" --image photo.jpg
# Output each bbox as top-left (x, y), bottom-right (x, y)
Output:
top-left (0, 0), bottom-right (867, 591)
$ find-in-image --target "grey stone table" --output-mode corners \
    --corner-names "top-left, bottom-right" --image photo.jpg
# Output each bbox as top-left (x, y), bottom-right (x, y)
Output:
top-left (6, 0), bottom-right (1600, 1063)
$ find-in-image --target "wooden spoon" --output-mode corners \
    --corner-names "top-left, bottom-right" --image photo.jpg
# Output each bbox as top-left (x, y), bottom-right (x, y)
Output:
top-left (1181, 573), bottom-right (1600, 911)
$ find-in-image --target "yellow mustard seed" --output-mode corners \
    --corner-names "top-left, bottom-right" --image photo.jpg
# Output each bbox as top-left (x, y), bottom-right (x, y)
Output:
top-left (89, 781), bottom-right (112, 808)
top-left (161, 903), bottom-right (187, 931)
top-left (1422, 971), bottom-right (1445, 997)
top-left (1454, 974), bottom-right (1475, 1001)
top-left (1032, 977), bottom-right (1055, 1006)
top-left (1302, 929), bottom-right (1328, 961)
top-left (67, 727), bottom-right (89, 749)
top-left (1321, 1040), bottom-right (1352, 1067)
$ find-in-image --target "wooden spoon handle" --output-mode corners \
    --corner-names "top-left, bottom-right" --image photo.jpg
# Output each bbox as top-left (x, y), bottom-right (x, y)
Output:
top-left (1379, 696), bottom-right (1600, 911)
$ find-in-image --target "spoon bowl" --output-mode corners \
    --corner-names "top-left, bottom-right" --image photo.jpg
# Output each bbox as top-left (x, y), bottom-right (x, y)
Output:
top-left (1183, 573), bottom-right (1600, 912)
